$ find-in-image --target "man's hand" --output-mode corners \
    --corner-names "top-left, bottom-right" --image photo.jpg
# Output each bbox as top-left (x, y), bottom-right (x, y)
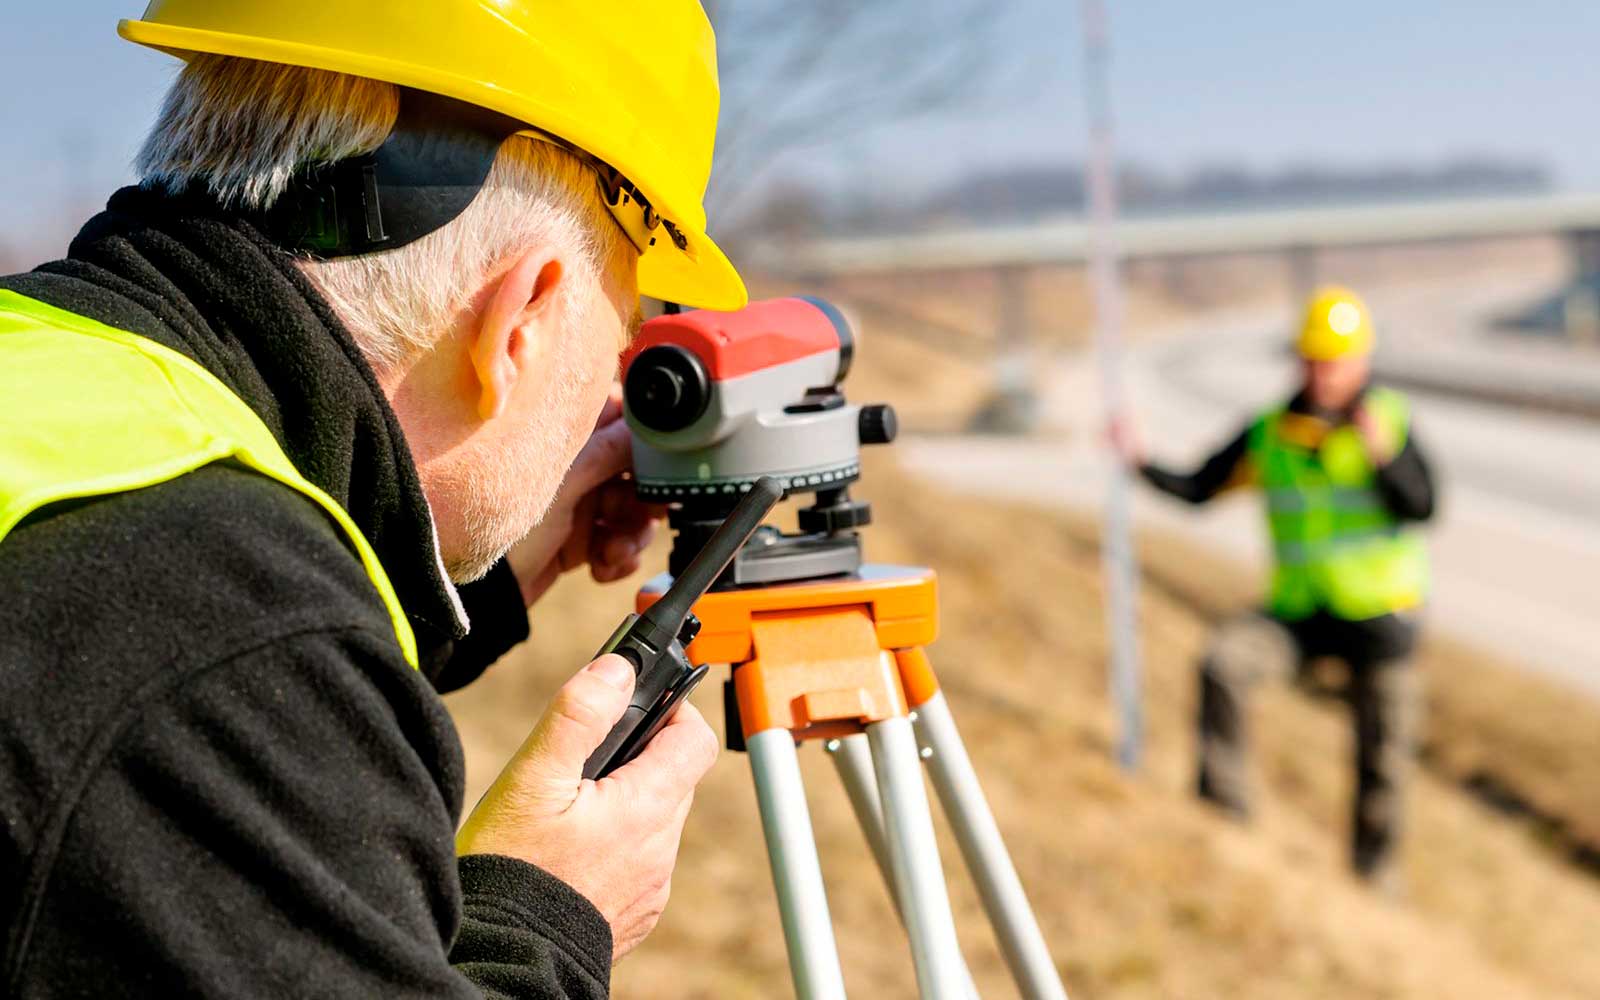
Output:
top-left (508, 391), bottom-right (666, 607)
top-left (1353, 402), bottom-right (1398, 466)
top-left (457, 655), bottom-right (719, 962)
top-left (1107, 411), bottom-right (1147, 466)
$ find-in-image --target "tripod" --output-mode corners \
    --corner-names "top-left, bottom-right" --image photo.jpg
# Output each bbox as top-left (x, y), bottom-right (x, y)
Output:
top-left (637, 562), bottom-right (1068, 999)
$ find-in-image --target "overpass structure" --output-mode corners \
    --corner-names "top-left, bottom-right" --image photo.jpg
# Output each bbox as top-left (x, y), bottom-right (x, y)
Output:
top-left (748, 190), bottom-right (1600, 433)
top-left (753, 191), bottom-right (1600, 278)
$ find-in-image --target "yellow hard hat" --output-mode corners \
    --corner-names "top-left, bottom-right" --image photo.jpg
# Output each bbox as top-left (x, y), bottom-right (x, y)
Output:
top-left (119, 0), bottom-right (748, 311)
top-left (1297, 286), bottom-right (1374, 360)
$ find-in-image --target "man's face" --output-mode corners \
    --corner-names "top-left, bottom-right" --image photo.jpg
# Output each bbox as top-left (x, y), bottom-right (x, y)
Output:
top-left (1303, 354), bottom-right (1370, 413)
top-left (436, 256), bottom-right (639, 583)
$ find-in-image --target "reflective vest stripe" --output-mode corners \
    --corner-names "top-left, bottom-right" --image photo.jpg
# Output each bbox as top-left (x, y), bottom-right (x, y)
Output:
top-left (1265, 486), bottom-right (1387, 514)
top-left (0, 289), bottom-right (419, 668)
top-left (1272, 525), bottom-right (1404, 566)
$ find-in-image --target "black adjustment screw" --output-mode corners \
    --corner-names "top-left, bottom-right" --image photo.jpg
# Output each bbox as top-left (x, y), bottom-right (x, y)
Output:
top-left (797, 493), bottom-right (873, 534)
top-left (678, 613), bottom-right (702, 646)
top-left (858, 404), bottom-right (898, 445)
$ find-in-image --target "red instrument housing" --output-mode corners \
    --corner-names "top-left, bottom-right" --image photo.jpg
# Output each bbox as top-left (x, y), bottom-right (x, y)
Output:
top-left (622, 297), bottom-right (844, 382)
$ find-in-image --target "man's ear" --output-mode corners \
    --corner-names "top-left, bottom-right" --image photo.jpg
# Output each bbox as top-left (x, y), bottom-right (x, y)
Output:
top-left (470, 249), bottom-right (565, 421)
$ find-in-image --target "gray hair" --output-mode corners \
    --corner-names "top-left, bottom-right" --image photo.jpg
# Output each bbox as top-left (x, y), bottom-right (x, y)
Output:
top-left (138, 55), bottom-right (631, 372)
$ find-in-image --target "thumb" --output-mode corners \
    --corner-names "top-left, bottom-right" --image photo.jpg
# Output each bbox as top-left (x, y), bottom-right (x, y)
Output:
top-left (520, 655), bottom-right (636, 793)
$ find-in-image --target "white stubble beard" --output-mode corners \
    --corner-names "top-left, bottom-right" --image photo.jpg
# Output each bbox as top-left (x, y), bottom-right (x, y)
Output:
top-left (442, 294), bottom-right (610, 584)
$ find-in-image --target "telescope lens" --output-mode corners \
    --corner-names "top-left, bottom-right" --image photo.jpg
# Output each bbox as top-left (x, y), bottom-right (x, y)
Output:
top-left (625, 344), bottom-right (711, 432)
top-left (640, 368), bottom-right (684, 410)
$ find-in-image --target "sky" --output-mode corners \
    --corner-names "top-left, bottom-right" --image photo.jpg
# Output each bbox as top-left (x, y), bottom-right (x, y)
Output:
top-left (3, 2), bottom-right (1600, 257)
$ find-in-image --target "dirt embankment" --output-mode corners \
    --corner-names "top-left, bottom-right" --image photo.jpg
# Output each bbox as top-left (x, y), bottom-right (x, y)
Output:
top-left (446, 450), bottom-right (1600, 999)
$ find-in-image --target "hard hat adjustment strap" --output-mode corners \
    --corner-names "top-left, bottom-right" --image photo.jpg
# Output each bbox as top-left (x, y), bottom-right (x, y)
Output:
top-left (241, 89), bottom-right (678, 262)
top-left (244, 89), bottom-right (511, 259)
top-left (249, 153), bottom-right (395, 255)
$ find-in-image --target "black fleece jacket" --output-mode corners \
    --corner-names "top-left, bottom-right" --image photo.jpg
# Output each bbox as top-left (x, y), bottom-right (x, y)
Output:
top-left (0, 188), bottom-right (611, 998)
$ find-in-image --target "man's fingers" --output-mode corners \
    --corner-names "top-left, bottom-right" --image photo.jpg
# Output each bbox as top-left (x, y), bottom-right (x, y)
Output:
top-left (607, 701), bottom-right (719, 807)
top-left (588, 521), bottom-right (656, 582)
top-left (565, 419), bottom-right (633, 499)
top-left (596, 481), bottom-right (665, 537)
top-left (594, 385), bottom-right (624, 429)
top-left (520, 656), bottom-right (637, 790)
top-left (592, 563), bottom-right (636, 585)
top-left (596, 479), bottom-right (642, 522)
top-left (597, 525), bottom-right (650, 568)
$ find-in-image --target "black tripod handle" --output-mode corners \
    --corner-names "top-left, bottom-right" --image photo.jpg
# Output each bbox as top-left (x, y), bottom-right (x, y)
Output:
top-left (639, 476), bottom-right (783, 635)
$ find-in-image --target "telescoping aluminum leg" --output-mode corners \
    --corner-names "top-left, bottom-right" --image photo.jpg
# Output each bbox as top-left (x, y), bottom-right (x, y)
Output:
top-left (828, 733), bottom-right (981, 1000)
top-left (866, 717), bottom-right (967, 999)
top-left (913, 690), bottom-right (1069, 1000)
top-left (825, 734), bottom-right (897, 895)
top-left (747, 728), bottom-right (848, 1000)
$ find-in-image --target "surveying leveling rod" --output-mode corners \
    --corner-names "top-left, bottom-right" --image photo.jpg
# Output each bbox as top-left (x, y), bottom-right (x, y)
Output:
top-left (582, 476), bottom-right (784, 779)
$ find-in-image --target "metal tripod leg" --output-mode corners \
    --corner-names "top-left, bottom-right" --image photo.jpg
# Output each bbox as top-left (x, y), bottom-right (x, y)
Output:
top-left (825, 734), bottom-right (896, 894)
top-left (747, 728), bottom-right (848, 1000)
top-left (867, 717), bottom-right (967, 998)
top-left (828, 733), bottom-right (980, 1000)
top-left (914, 690), bottom-right (1069, 1000)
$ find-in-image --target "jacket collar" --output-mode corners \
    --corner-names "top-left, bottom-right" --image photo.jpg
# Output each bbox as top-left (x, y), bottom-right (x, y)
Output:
top-left (31, 186), bottom-right (469, 643)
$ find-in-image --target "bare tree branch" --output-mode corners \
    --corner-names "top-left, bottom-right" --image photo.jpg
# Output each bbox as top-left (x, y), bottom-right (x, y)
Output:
top-left (705, 0), bottom-right (1019, 231)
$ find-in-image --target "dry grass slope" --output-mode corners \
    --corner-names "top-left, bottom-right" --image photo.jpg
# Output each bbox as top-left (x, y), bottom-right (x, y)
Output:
top-left (446, 451), bottom-right (1600, 999)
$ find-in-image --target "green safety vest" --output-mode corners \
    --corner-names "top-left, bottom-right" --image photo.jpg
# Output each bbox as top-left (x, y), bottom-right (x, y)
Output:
top-left (1246, 387), bottom-right (1429, 622)
top-left (0, 289), bottom-right (418, 668)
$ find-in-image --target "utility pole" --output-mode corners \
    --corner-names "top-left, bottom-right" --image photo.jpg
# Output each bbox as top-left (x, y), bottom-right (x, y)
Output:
top-left (1080, 0), bottom-right (1144, 771)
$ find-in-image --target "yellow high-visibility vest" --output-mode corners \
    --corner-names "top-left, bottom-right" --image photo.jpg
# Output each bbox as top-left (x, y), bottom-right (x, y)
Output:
top-left (1246, 388), bottom-right (1429, 622)
top-left (0, 289), bottom-right (418, 667)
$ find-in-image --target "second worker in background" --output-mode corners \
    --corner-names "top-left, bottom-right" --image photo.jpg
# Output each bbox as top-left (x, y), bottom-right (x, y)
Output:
top-left (1114, 286), bottom-right (1437, 891)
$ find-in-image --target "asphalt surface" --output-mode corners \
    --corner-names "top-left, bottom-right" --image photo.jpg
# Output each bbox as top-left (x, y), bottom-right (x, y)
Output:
top-left (898, 273), bottom-right (1600, 697)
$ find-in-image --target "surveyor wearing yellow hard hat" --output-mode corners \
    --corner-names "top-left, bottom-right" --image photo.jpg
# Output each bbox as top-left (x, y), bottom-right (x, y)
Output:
top-left (118, 0), bottom-right (747, 311)
top-left (1298, 285), bottom-right (1376, 360)
top-left (1111, 284), bottom-right (1438, 890)
top-left (0, 2), bottom-right (735, 994)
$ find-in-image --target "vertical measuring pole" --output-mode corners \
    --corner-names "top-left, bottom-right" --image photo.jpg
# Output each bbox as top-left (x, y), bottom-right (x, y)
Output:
top-left (1080, 0), bottom-right (1144, 771)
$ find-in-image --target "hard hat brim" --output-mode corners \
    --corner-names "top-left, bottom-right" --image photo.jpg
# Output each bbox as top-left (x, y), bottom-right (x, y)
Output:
top-left (637, 225), bottom-right (747, 312)
top-left (119, 18), bottom-right (749, 311)
top-left (1297, 338), bottom-right (1373, 362)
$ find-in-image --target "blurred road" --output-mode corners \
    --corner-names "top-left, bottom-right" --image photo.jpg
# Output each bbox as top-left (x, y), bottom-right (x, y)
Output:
top-left (899, 274), bottom-right (1600, 697)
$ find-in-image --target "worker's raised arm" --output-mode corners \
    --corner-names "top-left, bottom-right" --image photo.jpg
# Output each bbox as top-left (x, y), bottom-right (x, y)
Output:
top-left (1132, 425), bottom-right (1254, 505)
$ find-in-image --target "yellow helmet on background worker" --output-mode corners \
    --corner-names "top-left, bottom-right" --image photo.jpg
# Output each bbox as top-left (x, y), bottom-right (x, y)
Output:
top-left (1297, 286), bottom-right (1374, 360)
top-left (118, 0), bottom-right (748, 311)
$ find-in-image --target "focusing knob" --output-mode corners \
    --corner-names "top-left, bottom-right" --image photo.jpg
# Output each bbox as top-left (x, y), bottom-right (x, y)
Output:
top-left (626, 345), bottom-right (711, 432)
top-left (858, 404), bottom-right (898, 446)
